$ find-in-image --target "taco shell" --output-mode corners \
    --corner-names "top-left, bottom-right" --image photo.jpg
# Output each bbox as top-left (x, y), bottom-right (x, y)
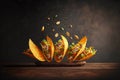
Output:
top-left (76, 47), bottom-right (97, 61)
top-left (29, 39), bottom-right (45, 61)
top-left (73, 36), bottom-right (87, 61)
top-left (41, 36), bottom-right (54, 62)
top-left (54, 35), bottom-right (68, 62)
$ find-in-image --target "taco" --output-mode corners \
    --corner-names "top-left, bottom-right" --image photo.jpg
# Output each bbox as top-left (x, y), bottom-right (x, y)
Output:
top-left (29, 39), bottom-right (45, 61)
top-left (67, 36), bottom-right (87, 62)
top-left (75, 47), bottom-right (97, 61)
top-left (40, 36), bottom-right (54, 62)
top-left (54, 35), bottom-right (68, 63)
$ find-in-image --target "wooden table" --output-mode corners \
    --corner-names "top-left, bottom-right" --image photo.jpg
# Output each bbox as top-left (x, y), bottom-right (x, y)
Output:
top-left (1, 63), bottom-right (120, 80)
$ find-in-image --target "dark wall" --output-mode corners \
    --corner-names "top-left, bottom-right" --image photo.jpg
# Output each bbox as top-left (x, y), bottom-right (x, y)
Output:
top-left (1, 0), bottom-right (120, 63)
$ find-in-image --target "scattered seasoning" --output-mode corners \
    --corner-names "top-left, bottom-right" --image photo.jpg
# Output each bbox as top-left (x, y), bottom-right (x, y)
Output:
top-left (70, 24), bottom-right (73, 28)
top-left (48, 17), bottom-right (50, 20)
top-left (74, 35), bottom-right (79, 40)
top-left (61, 27), bottom-right (64, 31)
top-left (41, 26), bottom-right (45, 31)
top-left (52, 29), bottom-right (55, 32)
top-left (56, 21), bottom-right (60, 25)
top-left (55, 15), bottom-right (58, 17)
top-left (55, 33), bottom-right (59, 37)
top-left (66, 31), bottom-right (70, 37)
top-left (70, 37), bottom-right (73, 39)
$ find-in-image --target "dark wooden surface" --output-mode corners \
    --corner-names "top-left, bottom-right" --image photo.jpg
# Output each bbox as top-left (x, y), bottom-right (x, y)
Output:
top-left (1, 63), bottom-right (120, 80)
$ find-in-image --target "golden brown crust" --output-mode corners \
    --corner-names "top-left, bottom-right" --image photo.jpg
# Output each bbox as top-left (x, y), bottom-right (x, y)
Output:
top-left (54, 35), bottom-right (68, 63)
top-left (29, 39), bottom-right (45, 61)
top-left (68, 36), bottom-right (87, 62)
top-left (45, 36), bottom-right (54, 62)
top-left (79, 53), bottom-right (94, 61)
top-left (73, 36), bottom-right (87, 61)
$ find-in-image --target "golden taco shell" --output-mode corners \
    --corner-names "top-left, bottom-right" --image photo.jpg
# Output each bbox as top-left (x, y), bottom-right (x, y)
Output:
top-left (29, 39), bottom-right (45, 61)
top-left (76, 47), bottom-right (97, 61)
top-left (54, 35), bottom-right (68, 63)
top-left (67, 36), bottom-right (87, 62)
top-left (40, 36), bottom-right (54, 62)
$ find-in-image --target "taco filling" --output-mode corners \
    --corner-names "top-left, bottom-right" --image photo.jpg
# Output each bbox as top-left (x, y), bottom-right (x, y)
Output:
top-left (41, 39), bottom-right (51, 60)
top-left (54, 35), bottom-right (68, 62)
top-left (54, 39), bottom-right (64, 60)
top-left (76, 47), bottom-right (97, 61)
top-left (67, 43), bottom-right (82, 61)
top-left (67, 36), bottom-right (87, 62)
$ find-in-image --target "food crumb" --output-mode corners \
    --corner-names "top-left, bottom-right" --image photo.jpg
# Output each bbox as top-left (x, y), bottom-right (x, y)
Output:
top-left (48, 17), bottom-right (50, 20)
top-left (55, 15), bottom-right (58, 17)
top-left (56, 21), bottom-right (60, 25)
top-left (55, 33), bottom-right (59, 37)
top-left (74, 35), bottom-right (79, 40)
top-left (52, 29), bottom-right (55, 32)
top-left (70, 37), bottom-right (73, 39)
top-left (70, 24), bottom-right (73, 28)
top-left (66, 31), bottom-right (70, 37)
top-left (61, 27), bottom-right (64, 31)
top-left (41, 26), bottom-right (45, 31)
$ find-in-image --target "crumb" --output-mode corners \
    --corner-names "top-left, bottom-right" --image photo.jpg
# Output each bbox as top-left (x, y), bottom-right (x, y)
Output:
top-left (52, 29), bottom-right (55, 32)
top-left (55, 33), bottom-right (59, 37)
top-left (48, 17), bottom-right (50, 20)
top-left (74, 35), bottom-right (79, 40)
top-left (70, 37), bottom-right (73, 39)
top-left (56, 21), bottom-right (60, 25)
top-left (61, 27), bottom-right (64, 31)
top-left (41, 26), bottom-right (45, 31)
top-left (70, 24), bottom-right (73, 28)
top-left (66, 31), bottom-right (70, 37)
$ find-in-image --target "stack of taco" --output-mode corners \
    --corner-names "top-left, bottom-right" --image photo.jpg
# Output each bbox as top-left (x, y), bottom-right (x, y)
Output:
top-left (23, 35), bottom-right (97, 63)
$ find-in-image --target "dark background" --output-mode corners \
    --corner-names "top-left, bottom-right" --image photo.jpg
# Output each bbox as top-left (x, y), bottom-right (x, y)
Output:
top-left (1, 0), bottom-right (120, 63)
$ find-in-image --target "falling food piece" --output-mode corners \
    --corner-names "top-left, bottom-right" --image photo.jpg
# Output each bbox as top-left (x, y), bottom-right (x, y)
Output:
top-left (55, 33), bottom-right (59, 37)
top-left (66, 31), bottom-right (70, 37)
top-left (56, 21), bottom-right (60, 25)
top-left (70, 37), bottom-right (73, 39)
top-left (70, 24), bottom-right (73, 28)
top-left (41, 26), bottom-right (45, 31)
top-left (61, 27), bottom-right (64, 31)
top-left (74, 35), bottom-right (79, 40)
top-left (55, 15), bottom-right (58, 17)
top-left (48, 17), bottom-right (50, 20)
top-left (52, 29), bottom-right (55, 32)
